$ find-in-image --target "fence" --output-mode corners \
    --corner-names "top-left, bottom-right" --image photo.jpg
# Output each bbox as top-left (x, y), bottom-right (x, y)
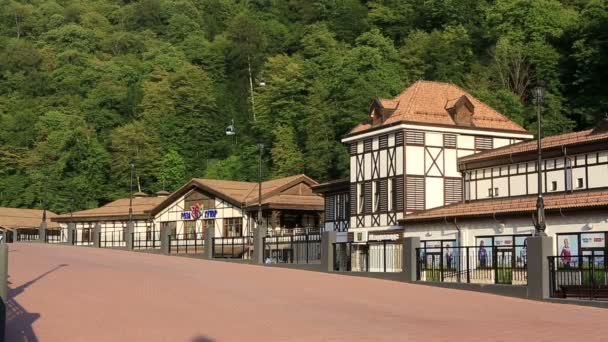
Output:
top-left (44, 229), bottom-right (66, 244)
top-left (333, 241), bottom-right (403, 272)
top-left (212, 236), bottom-right (253, 259)
top-left (99, 230), bottom-right (126, 248)
top-left (549, 255), bottom-right (608, 300)
top-left (16, 229), bottom-right (39, 242)
top-left (263, 233), bottom-right (321, 264)
top-left (168, 233), bottom-right (204, 254)
top-left (416, 245), bottom-right (527, 285)
top-left (266, 227), bottom-right (320, 237)
top-left (132, 231), bottom-right (161, 250)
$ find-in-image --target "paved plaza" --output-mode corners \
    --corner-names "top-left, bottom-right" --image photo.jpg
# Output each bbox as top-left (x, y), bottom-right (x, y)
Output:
top-left (6, 243), bottom-right (608, 341)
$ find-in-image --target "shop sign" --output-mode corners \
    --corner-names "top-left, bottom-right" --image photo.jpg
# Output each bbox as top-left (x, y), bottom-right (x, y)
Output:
top-left (581, 233), bottom-right (605, 248)
top-left (181, 207), bottom-right (218, 220)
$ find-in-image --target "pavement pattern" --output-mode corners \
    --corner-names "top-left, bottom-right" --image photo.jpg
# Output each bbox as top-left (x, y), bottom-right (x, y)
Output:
top-left (6, 243), bottom-right (608, 342)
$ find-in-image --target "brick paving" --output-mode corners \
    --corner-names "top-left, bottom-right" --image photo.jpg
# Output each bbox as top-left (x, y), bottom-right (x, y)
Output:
top-left (6, 243), bottom-right (608, 341)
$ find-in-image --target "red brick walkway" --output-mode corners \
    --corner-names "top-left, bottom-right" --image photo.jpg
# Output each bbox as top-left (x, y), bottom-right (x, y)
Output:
top-left (6, 243), bottom-right (608, 341)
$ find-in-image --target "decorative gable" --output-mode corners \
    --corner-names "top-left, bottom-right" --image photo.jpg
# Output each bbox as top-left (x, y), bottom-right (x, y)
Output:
top-left (446, 95), bottom-right (475, 127)
top-left (370, 98), bottom-right (399, 127)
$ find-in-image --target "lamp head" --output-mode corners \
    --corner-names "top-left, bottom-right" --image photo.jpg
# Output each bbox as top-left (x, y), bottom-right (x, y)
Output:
top-left (532, 80), bottom-right (546, 104)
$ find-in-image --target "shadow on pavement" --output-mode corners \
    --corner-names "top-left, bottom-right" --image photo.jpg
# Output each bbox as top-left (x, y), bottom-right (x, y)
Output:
top-left (192, 336), bottom-right (215, 342)
top-left (6, 264), bottom-right (68, 342)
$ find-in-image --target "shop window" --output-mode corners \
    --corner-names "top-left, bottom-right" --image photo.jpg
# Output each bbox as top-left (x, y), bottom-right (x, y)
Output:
top-left (223, 218), bottom-right (242, 237)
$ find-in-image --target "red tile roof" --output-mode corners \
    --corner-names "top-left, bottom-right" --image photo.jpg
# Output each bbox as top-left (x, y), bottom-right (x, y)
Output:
top-left (401, 191), bottom-right (608, 222)
top-left (348, 81), bottom-right (529, 135)
top-left (459, 129), bottom-right (608, 164)
top-left (53, 197), bottom-right (165, 221)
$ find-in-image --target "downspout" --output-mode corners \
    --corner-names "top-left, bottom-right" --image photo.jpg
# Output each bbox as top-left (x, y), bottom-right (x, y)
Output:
top-left (452, 217), bottom-right (462, 248)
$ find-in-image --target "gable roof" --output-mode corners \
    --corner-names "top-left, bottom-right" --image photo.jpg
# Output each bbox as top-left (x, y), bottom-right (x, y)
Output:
top-left (149, 174), bottom-right (323, 215)
top-left (400, 190), bottom-right (608, 223)
top-left (347, 80), bottom-right (529, 136)
top-left (459, 128), bottom-right (608, 167)
top-left (0, 207), bottom-right (59, 230)
top-left (52, 197), bottom-right (165, 222)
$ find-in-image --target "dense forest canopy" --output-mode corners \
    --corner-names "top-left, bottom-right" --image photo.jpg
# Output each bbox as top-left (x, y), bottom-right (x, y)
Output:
top-left (0, 0), bottom-right (606, 213)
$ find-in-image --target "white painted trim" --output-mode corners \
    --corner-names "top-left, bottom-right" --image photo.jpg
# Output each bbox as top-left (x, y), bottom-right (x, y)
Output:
top-left (342, 123), bottom-right (533, 143)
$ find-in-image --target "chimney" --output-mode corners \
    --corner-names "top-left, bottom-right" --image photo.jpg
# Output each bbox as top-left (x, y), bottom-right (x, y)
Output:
top-left (156, 190), bottom-right (170, 198)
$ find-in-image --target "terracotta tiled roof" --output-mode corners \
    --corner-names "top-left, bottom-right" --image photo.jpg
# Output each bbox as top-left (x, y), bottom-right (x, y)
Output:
top-left (53, 197), bottom-right (165, 221)
top-left (348, 80), bottom-right (529, 135)
top-left (459, 129), bottom-right (608, 164)
top-left (401, 191), bottom-right (608, 222)
top-left (0, 208), bottom-right (59, 230)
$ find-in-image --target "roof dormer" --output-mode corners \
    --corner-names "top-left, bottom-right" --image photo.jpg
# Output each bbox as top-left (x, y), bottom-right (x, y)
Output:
top-left (445, 95), bottom-right (475, 127)
top-left (369, 98), bottom-right (398, 127)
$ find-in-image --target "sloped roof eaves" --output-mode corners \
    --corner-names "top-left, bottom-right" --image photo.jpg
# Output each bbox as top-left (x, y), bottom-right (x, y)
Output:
top-left (0, 208), bottom-right (59, 229)
top-left (53, 198), bottom-right (164, 222)
top-left (459, 130), bottom-right (608, 164)
top-left (401, 191), bottom-right (608, 223)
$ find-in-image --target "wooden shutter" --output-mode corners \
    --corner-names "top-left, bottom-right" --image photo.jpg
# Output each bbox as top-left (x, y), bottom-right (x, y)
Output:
top-left (474, 137), bottom-right (493, 150)
top-left (327, 195), bottom-right (335, 221)
top-left (350, 184), bottom-right (357, 216)
top-left (406, 131), bottom-right (425, 145)
top-left (444, 178), bottom-right (462, 205)
top-left (379, 135), bottom-right (388, 149)
top-left (364, 139), bottom-right (372, 152)
top-left (379, 179), bottom-right (388, 212)
top-left (350, 143), bottom-right (358, 155)
top-left (395, 131), bottom-right (404, 146)
top-left (364, 182), bottom-right (372, 214)
top-left (443, 134), bottom-right (457, 148)
top-left (406, 176), bottom-right (425, 210)
top-left (394, 177), bottom-right (404, 210)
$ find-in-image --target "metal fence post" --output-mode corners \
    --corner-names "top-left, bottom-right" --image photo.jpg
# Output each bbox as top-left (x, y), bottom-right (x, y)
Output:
top-left (466, 246), bottom-right (471, 283)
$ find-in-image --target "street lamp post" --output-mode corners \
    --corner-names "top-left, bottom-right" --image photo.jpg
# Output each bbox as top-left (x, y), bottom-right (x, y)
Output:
top-left (257, 143), bottom-right (264, 234)
top-left (532, 81), bottom-right (547, 236)
top-left (128, 163), bottom-right (134, 224)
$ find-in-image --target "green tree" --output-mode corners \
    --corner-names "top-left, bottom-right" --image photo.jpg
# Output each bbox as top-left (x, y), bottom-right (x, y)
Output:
top-left (271, 125), bottom-right (305, 178)
top-left (158, 150), bottom-right (187, 191)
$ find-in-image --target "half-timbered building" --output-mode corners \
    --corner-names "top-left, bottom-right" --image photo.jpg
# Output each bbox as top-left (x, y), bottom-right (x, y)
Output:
top-left (342, 80), bottom-right (533, 243)
top-left (312, 178), bottom-right (350, 238)
top-left (149, 174), bottom-right (324, 239)
top-left (402, 118), bottom-right (608, 256)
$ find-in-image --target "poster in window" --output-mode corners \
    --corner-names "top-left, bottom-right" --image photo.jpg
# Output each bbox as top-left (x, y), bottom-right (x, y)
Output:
top-left (475, 237), bottom-right (493, 268)
top-left (494, 236), bottom-right (513, 247)
top-left (423, 240), bottom-right (442, 253)
top-left (557, 234), bottom-right (578, 268)
top-left (581, 233), bottom-right (605, 249)
top-left (514, 236), bottom-right (528, 268)
top-left (442, 240), bottom-right (457, 269)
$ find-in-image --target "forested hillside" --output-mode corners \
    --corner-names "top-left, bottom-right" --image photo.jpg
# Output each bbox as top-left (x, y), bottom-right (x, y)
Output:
top-left (0, 0), bottom-right (606, 212)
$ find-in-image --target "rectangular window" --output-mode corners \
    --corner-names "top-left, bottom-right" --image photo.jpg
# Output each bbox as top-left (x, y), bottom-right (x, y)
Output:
top-left (358, 183), bottom-right (365, 214)
top-left (494, 187), bottom-right (499, 197)
top-left (223, 218), bottom-right (242, 237)
top-left (336, 194), bottom-right (343, 220)
top-left (577, 178), bottom-right (584, 189)
top-left (551, 181), bottom-right (557, 191)
top-left (488, 188), bottom-right (493, 198)
top-left (388, 178), bottom-right (394, 211)
top-left (184, 221), bottom-right (196, 239)
top-left (373, 181), bottom-right (380, 212)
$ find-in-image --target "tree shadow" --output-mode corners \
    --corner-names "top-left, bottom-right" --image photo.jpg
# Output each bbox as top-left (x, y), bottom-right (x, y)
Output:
top-left (5, 264), bottom-right (68, 342)
top-left (192, 336), bottom-right (215, 342)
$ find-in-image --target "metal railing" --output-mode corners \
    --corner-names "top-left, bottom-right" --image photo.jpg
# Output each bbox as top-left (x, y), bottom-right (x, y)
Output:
top-left (168, 233), bottom-right (204, 254)
top-left (132, 231), bottom-right (161, 250)
top-left (416, 245), bottom-right (527, 285)
top-left (549, 255), bottom-right (608, 300)
top-left (99, 230), bottom-right (126, 248)
top-left (263, 233), bottom-right (321, 264)
top-left (44, 229), bottom-right (65, 244)
top-left (266, 227), bottom-right (320, 237)
top-left (71, 230), bottom-right (94, 246)
top-left (333, 241), bottom-right (403, 272)
top-left (212, 236), bottom-right (253, 259)
top-left (16, 229), bottom-right (39, 242)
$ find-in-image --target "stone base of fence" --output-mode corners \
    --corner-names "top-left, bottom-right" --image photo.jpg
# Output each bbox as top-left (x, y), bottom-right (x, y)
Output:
top-left (204, 228), bottom-right (214, 259)
top-left (252, 228), bottom-right (264, 264)
top-left (321, 231), bottom-right (336, 272)
top-left (38, 222), bottom-right (47, 243)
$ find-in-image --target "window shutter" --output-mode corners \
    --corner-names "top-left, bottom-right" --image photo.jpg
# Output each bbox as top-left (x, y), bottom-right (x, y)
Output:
top-left (350, 184), bottom-right (357, 216)
top-left (443, 134), bottom-right (457, 148)
top-left (474, 137), bottom-right (493, 150)
top-left (395, 131), bottom-right (404, 146)
top-left (364, 182), bottom-right (372, 214)
top-left (379, 135), bottom-right (388, 149)
top-left (406, 131), bottom-right (425, 145)
top-left (394, 177), bottom-right (404, 210)
top-left (364, 139), bottom-right (372, 152)
top-left (350, 143), bottom-right (358, 155)
top-left (406, 176), bottom-right (425, 210)
top-left (327, 195), bottom-right (335, 221)
top-left (379, 179), bottom-right (388, 212)
top-left (444, 178), bottom-right (462, 205)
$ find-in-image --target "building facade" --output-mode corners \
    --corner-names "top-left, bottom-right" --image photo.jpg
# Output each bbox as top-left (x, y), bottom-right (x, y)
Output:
top-left (402, 119), bottom-right (608, 256)
top-left (312, 178), bottom-right (350, 239)
top-left (341, 81), bottom-right (533, 243)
